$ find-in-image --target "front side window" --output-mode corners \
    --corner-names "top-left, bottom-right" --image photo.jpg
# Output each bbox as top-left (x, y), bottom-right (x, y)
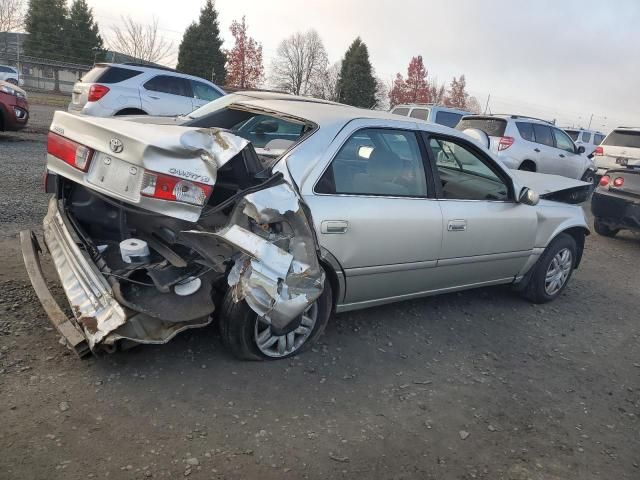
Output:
top-left (316, 128), bottom-right (428, 197)
top-left (435, 111), bottom-right (463, 128)
top-left (552, 128), bottom-right (575, 153)
top-left (409, 108), bottom-right (429, 120)
top-left (144, 75), bottom-right (191, 97)
top-left (516, 122), bottom-right (535, 142)
top-left (532, 124), bottom-right (554, 147)
top-left (581, 131), bottom-right (592, 143)
top-left (191, 80), bottom-right (222, 101)
top-left (428, 137), bottom-right (509, 201)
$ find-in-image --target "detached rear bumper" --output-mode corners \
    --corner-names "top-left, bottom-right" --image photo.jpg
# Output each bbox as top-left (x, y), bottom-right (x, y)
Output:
top-left (21, 197), bottom-right (128, 354)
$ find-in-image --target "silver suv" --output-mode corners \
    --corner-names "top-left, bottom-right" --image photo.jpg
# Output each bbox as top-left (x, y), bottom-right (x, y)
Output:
top-left (563, 127), bottom-right (605, 156)
top-left (457, 115), bottom-right (596, 183)
top-left (68, 63), bottom-right (225, 117)
top-left (390, 104), bottom-right (471, 128)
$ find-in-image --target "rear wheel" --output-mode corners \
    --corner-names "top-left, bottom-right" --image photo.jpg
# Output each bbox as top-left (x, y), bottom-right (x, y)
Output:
top-left (6, 78), bottom-right (18, 86)
top-left (219, 278), bottom-right (332, 360)
top-left (594, 217), bottom-right (619, 237)
top-left (522, 233), bottom-right (576, 303)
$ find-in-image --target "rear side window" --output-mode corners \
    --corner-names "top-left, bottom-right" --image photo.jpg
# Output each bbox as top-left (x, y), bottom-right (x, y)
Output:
top-left (435, 111), bottom-right (463, 128)
top-left (191, 80), bottom-right (222, 101)
top-left (532, 124), bottom-right (554, 147)
top-left (391, 107), bottom-right (410, 116)
top-left (456, 117), bottom-right (507, 137)
top-left (602, 130), bottom-right (640, 148)
top-left (409, 108), bottom-right (429, 120)
top-left (581, 131), bottom-right (591, 143)
top-left (144, 75), bottom-right (192, 97)
top-left (80, 66), bottom-right (142, 84)
top-left (594, 133), bottom-right (605, 145)
top-left (516, 122), bottom-right (535, 142)
top-left (565, 130), bottom-right (579, 141)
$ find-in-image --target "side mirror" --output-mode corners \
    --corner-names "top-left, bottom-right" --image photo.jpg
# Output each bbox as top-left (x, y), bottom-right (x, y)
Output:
top-left (577, 145), bottom-right (586, 154)
top-left (518, 187), bottom-right (540, 206)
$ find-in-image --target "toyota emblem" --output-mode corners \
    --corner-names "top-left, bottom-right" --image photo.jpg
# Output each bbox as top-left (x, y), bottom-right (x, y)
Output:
top-left (109, 138), bottom-right (124, 153)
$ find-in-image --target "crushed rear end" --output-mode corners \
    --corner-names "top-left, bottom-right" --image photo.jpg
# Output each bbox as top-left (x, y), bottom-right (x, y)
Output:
top-left (22, 111), bottom-right (324, 355)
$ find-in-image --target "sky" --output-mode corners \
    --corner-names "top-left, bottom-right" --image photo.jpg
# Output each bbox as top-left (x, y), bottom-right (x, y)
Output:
top-left (85, 0), bottom-right (640, 132)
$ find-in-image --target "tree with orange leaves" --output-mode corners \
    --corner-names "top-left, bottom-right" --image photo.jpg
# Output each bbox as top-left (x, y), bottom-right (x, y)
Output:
top-left (225, 16), bottom-right (264, 89)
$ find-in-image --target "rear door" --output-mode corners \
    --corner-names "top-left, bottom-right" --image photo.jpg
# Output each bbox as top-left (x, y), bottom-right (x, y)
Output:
top-left (425, 134), bottom-right (537, 289)
top-left (305, 122), bottom-right (444, 307)
top-left (140, 75), bottom-right (194, 116)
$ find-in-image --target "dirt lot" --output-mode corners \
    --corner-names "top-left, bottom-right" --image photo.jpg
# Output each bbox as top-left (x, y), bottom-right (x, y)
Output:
top-left (1, 122), bottom-right (639, 480)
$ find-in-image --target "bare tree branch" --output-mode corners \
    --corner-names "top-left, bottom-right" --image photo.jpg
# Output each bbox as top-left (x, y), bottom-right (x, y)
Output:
top-left (0, 0), bottom-right (24, 32)
top-left (108, 16), bottom-right (173, 64)
top-left (270, 30), bottom-right (328, 96)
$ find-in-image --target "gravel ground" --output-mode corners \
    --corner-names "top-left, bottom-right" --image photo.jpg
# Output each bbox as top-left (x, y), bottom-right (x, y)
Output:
top-left (1, 127), bottom-right (639, 480)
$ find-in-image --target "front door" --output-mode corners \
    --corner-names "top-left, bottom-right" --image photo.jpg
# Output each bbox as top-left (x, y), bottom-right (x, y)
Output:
top-left (425, 135), bottom-right (537, 289)
top-left (305, 127), bottom-right (443, 307)
top-left (551, 127), bottom-right (583, 179)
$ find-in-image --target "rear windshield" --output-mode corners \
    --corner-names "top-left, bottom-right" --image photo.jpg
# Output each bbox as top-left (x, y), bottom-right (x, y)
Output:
top-left (603, 130), bottom-right (640, 148)
top-left (456, 117), bottom-right (507, 137)
top-left (435, 111), bottom-right (463, 128)
top-left (565, 130), bottom-right (580, 141)
top-left (81, 65), bottom-right (142, 84)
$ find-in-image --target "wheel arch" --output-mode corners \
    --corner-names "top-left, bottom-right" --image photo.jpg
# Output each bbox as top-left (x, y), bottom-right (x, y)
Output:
top-left (318, 247), bottom-right (346, 310)
top-left (114, 107), bottom-right (148, 116)
top-left (518, 159), bottom-right (537, 171)
top-left (549, 226), bottom-right (589, 268)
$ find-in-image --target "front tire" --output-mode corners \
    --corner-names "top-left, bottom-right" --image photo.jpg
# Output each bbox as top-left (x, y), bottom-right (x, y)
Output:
top-left (523, 233), bottom-right (577, 304)
top-left (219, 279), bottom-right (332, 361)
top-left (594, 217), bottom-right (619, 237)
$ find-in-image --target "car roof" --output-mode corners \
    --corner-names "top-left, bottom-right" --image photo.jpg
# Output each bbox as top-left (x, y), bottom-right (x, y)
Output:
top-left (611, 126), bottom-right (640, 132)
top-left (562, 127), bottom-right (604, 135)
top-left (462, 114), bottom-right (556, 126)
top-left (93, 63), bottom-right (218, 84)
top-left (392, 104), bottom-right (470, 114)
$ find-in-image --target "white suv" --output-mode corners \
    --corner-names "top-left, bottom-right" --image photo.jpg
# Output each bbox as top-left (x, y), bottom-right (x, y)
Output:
top-left (0, 64), bottom-right (23, 86)
top-left (563, 127), bottom-right (605, 156)
top-left (593, 127), bottom-right (640, 174)
top-left (390, 104), bottom-right (471, 128)
top-left (456, 115), bottom-right (596, 183)
top-left (68, 63), bottom-right (225, 117)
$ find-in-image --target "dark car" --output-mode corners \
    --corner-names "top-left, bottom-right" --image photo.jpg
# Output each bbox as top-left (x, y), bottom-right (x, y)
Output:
top-left (0, 80), bottom-right (29, 132)
top-left (591, 167), bottom-right (640, 237)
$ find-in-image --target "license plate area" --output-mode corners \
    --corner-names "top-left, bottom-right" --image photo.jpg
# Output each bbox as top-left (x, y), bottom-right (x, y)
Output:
top-left (87, 153), bottom-right (143, 202)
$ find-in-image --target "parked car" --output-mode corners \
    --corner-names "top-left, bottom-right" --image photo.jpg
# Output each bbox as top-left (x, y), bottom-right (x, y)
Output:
top-left (68, 63), bottom-right (225, 117)
top-left (0, 64), bottom-right (23, 86)
top-left (591, 167), bottom-right (640, 237)
top-left (456, 115), bottom-right (597, 183)
top-left (593, 127), bottom-right (640, 175)
top-left (22, 92), bottom-right (590, 360)
top-left (0, 80), bottom-right (29, 131)
top-left (563, 127), bottom-right (606, 156)
top-left (390, 103), bottom-right (471, 128)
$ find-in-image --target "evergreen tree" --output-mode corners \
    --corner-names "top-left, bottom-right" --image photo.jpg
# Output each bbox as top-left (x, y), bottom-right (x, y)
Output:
top-left (337, 37), bottom-right (376, 108)
top-left (66, 0), bottom-right (103, 64)
top-left (23, 0), bottom-right (68, 61)
top-left (177, 0), bottom-right (226, 84)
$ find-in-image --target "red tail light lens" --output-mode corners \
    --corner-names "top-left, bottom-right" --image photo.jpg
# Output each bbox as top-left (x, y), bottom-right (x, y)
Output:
top-left (599, 175), bottom-right (610, 187)
top-left (498, 136), bottom-right (515, 151)
top-left (141, 171), bottom-right (212, 206)
top-left (47, 132), bottom-right (94, 172)
top-left (613, 177), bottom-right (624, 188)
top-left (594, 146), bottom-right (603, 156)
top-left (88, 84), bottom-right (110, 102)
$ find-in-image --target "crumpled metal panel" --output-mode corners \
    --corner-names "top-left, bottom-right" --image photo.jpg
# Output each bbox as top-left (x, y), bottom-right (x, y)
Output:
top-left (207, 182), bottom-right (325, 330)
top-left (43, 198), bottom-right (127, 349)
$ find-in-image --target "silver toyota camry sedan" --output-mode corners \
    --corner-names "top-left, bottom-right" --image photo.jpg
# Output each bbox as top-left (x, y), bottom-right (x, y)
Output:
top-left (22, 92), bottom-right (591, 360)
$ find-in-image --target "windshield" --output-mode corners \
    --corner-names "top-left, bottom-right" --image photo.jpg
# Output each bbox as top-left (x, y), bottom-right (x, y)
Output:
top-left (565, 130), bottom-right (580, 141)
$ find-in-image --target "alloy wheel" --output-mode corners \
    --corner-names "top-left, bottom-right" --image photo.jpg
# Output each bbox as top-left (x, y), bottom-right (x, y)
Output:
top-left (254, 302), bottom-right (318, 358)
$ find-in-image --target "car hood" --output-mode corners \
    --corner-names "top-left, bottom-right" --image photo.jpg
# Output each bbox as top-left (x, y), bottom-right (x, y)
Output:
top-left (0, 79), bottom-right (27, 97)
top-left (510, 170), bottom-right (592, 204)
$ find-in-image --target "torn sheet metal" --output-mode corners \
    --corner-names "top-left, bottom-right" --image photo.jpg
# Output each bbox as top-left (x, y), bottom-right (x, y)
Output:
top-left (192, 182), bottom-right (325, 331)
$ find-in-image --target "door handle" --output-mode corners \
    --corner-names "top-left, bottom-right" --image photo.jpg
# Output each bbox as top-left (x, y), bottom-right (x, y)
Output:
top-left (148, 95), bottom-right (160, 100)
top-left (447, 219), bottom-right (467, 232)
top-left (534, 148), bottom-right (540, 153)
top-left (321, 220), bottom-right (348, 234)
top-left (559, 154), bottom-right (565, 158)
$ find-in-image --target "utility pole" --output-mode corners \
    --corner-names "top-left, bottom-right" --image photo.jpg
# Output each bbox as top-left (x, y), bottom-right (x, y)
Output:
top-left (587, 113), bottom-right (594, 129)
top-left (483, 94), bottom-right (491, 114)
